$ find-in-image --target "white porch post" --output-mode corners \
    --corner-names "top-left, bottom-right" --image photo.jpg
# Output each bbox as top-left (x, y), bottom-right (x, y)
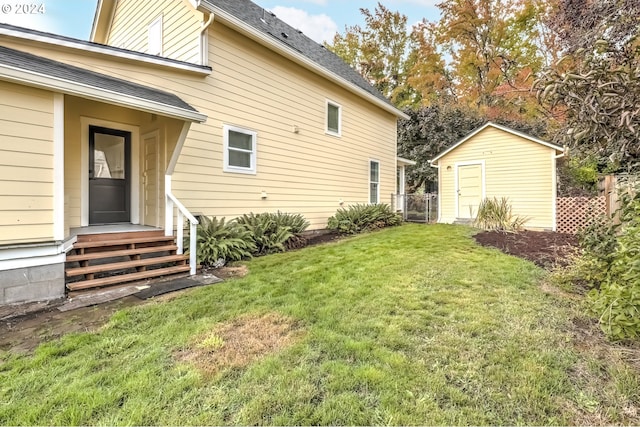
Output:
top-left (53, 93), bottom-right (65, 241)
top-left (165, 174), bottom-right (174, 237)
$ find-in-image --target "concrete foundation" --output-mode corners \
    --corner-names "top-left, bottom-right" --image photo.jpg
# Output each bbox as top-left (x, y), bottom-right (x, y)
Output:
top-left (0, 263), bottom-right (65, 305)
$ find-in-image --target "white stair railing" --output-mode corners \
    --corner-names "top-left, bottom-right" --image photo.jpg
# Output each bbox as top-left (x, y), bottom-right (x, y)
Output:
top-left (165, 176), bottom-right (199, 275)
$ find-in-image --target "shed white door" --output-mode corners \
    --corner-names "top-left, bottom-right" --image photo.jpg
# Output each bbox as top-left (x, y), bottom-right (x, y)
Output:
top-left (457, 164), bottom-right (483, 219)
top-left (142, 132), bottom-right (159, 226)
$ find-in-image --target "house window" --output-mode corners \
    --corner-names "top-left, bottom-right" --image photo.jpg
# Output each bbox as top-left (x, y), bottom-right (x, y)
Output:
top-left (370, 160), bottom-right (380, 204)
top-left (326, 100), bottom-right (341, 136)
top-left (223, 125), bottom-right (257, 174)
top-left (148, 15), bottom-right (163, 56)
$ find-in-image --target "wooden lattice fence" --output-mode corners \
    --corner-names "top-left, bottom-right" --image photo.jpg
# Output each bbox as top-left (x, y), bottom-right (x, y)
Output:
top-left (556, 196), bottom-right (606, 234)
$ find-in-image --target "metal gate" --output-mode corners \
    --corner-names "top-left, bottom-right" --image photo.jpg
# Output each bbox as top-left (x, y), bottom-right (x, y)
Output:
top-left (391, 193), bottom-right (438, 223)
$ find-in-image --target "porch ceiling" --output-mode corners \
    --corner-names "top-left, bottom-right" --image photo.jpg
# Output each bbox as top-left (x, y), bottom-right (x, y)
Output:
top-left (0, 45), bottom-right (207, 123)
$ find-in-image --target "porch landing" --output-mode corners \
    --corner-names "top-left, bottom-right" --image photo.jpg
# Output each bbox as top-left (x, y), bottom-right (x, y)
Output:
top-left (69, 224), bottom-right (161, 239)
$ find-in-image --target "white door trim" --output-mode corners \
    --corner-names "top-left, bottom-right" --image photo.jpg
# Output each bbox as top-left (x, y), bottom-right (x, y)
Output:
top-left (454, 160), bottom-right (486, 219)
top-left (80, 117), bottom-right (140, 226)
top-left (141, 130), bottom-right (160, 227)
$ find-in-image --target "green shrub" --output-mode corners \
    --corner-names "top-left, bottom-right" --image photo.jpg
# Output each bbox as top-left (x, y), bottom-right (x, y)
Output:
top-left (473, 197), bottom-right (528, 232)
top-left (187, 216), bottom-right (255, 267)
top-left (327, 204), bottom-right (402, 234)
top-left (583, 180), bottom-right (640, 340)
top-left (235, 211), bottom-right (309, 255)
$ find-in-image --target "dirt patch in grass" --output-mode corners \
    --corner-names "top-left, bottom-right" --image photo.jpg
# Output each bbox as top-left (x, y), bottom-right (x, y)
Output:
top-left (474, 230), bottom-right (578, 268)
top-left (177, 312), bottom-right (303, 376)
top-left (210, 265), bottom-right (249, 279)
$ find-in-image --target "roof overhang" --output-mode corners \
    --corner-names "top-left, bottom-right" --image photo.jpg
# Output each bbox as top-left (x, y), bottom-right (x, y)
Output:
top-left (193, 0), bottom-right (409, 120)
top-left (430, 121), bottom-right (564, 164)
top-left (397, 157), bottom-right (416, 166)
top-left (0, 24), bottom-right (211, 76)
top-left (0, 64), bottom-right (207, 123)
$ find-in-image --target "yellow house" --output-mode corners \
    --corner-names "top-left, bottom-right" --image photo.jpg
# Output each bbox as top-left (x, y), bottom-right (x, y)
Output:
top-left (430, 122), bottom-right (564, 231)
top-left (0, 0), bottom-right (408, 305)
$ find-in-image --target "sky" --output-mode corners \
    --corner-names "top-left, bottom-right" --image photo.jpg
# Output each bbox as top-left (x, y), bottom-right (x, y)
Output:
top-left (0, 0), bottom-right (441, 44)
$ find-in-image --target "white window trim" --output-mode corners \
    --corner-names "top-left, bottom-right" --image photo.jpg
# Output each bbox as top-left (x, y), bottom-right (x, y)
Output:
top-left (223, 124), bottom-right (257, 175)
top-left (369, 159), bottom-right (380, 204)
top-left (325, 99), bottom-right (342, 137)
top-left (148, 15), bottom-right (163, 56)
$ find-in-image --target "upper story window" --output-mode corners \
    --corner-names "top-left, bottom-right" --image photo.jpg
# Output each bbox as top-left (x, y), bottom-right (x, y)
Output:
top-left (148, 15), bottom-right (163, 56)
top-left (223, 125), bottom-right (257, 174)
top-left (370, 160), bottom-right (380, 204)
top-left (326, 100), bottom-right (341, 136)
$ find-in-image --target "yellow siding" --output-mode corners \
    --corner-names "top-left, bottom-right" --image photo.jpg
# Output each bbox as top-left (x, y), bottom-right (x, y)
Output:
top-left (170, 24), bottom-right (397, 229)
top-left (0, 81), bottom-right (54, 244)
top-left (1, 16), bottom-right (398, 231)
top-left (107, 0), bottom-right (202, 63)
top-left (438, 126), bottom-right (556, 230)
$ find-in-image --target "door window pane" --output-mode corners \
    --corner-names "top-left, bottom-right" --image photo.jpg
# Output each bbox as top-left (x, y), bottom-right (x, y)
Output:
top-left (94, 134), bottom-right (125, 179)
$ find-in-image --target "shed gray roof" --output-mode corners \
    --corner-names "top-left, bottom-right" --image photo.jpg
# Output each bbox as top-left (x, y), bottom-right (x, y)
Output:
top-left (202, 0), bottom-right (392, 106)
top-left (0, 44), bottom-right (203, 118)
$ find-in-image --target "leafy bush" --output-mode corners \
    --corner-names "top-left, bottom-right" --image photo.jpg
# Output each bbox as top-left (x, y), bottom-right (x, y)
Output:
top-left (187, 216), bottom-right (255, 267)
top-left (473, 197), bottom-right (528, 232)
top-left (235, 211), bottom-right (309, 255)
top-left (327, 204), bottom-right (402, 234)
top-left (582, 179), bottom-right (640, 340)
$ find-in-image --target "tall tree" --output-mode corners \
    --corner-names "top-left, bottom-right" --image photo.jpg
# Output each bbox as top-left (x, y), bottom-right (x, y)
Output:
top-left (435, 0), bottom-right (547, 115)
top-left (405, 20), bottom-right (457, 106)
top-left (535, 0), bottom-right (640, 171)
top-left (327, 3), bottom-right (414, 107)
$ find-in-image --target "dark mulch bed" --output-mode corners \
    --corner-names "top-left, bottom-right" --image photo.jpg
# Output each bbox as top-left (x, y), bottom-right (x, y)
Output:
top-left (474, 230), bottom-right (579, 268)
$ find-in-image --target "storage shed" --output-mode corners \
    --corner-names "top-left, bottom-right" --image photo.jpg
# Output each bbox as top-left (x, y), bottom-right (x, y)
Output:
top-left (430, 122), bottom-right (565, 231)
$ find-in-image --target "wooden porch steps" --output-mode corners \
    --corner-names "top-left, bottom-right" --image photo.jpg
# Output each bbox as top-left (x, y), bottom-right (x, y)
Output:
top-left (65, 230), bottom-right (190, 292)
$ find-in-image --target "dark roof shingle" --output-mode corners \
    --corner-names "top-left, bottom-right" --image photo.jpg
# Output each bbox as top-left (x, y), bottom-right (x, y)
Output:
top-left (0, 45), bottom-right (200, 114)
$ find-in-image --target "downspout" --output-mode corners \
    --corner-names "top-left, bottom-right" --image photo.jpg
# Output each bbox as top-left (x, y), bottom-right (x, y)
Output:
top-left (551, 147), bottom-right (567, 231)
top-left (199, 13), bottom-right (214, 66)
top-left (429, 160), bottom-right (440, 223)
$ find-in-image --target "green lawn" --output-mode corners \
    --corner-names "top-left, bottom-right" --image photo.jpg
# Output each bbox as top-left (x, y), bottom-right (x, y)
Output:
top-left (1, 224), bottom-right (638, 425)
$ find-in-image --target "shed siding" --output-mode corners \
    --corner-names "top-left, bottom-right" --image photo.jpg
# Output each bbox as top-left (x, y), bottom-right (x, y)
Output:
top-left (438, 126), bottom-right (555, 230)
top-left (107, 0), bottom-right (202, 64)
top-left (0, 81), bottom-right (54, 244)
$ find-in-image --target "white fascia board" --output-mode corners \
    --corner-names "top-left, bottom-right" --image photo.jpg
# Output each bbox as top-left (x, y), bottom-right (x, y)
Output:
top-left (0, 64), bottom-right (208, 123)
top-left (0, 26), bottom-right (211, 76)
top-left (431, 122), bottom-right (564, 164)
top-left (197, 2), bottom-right (409, 120)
